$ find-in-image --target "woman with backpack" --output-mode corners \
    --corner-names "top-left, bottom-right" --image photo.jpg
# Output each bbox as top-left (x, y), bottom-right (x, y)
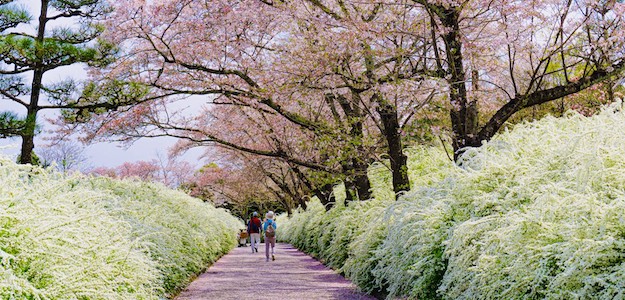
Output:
top-left (263, 211), bottom-right (277, 262)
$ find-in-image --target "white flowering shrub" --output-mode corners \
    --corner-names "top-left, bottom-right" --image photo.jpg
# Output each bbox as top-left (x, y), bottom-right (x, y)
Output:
top-left (339, 198), bottom-right (390, 293)
top-left (279, 103), bottom-right (625, 299)
top-left (0, 158), bottom-right (239, 299)
top-left (278, 199), bottom-right (325, 255)
top-left (278, 145), bottom-right (451, 296)
top-left (438, 106), bottom-right (625, 299)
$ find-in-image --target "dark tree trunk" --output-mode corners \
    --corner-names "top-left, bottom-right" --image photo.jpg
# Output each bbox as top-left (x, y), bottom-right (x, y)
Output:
top-left (20, 70), bottom-right (43, 164)
top-left (353, 159), bottom-right (372, 200)
top-left (344, 179), bottom-right (355, 203)
top-left (607, 79), bottom-right (615, 102)
top-left (349, 111), bottom-right (372, 201)
top-left (298, 197), bottom-right (308, 211)
top-left (335, 93), bottom-right (372, 201)
top-left (438, 8), bottom-right (479, 161)
top-left (314, 183), bottom-right (335, 211)
top-left (341, 161), bottom-right (370, 203)
top-left (19, 115), bottom-right (36, 164)
top-left (19, 0), bottom-right (48, 165)
top-left (291, 166), bottom-right (315, 210)
top-left (375, 95), bottom-right (409, 197)
top-left (282, 199), bottom-right (293, 216)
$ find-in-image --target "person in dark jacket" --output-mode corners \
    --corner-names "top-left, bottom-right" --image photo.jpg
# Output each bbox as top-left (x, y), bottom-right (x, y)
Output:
top-left (247, 212), bottom-right (262, 253)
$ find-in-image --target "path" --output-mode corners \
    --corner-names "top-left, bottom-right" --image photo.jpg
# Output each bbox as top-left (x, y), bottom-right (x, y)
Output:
top-left (175, 243), bottom-right (376, 300)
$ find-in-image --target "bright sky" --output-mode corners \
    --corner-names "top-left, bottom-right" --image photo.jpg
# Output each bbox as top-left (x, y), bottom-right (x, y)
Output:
top-left (0, 136), bottom-right (203, 169)
top-left (0, 0), bottom-right (205, 170)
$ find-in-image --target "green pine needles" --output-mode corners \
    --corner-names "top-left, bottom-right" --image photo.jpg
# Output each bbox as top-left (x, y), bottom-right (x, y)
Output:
top-left (278, 102), bottom-right (625, 299)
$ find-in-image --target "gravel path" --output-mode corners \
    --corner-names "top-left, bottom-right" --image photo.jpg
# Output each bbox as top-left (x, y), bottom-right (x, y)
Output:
top-left (175, 243), bottom-right (376, 300)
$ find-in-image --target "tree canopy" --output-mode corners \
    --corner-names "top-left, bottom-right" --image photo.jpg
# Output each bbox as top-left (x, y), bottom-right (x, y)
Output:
top-left (53, 0), bottom-right (625, 208)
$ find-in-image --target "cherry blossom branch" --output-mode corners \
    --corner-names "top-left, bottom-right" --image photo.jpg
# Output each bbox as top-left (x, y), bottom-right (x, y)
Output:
top-left (479, 59), bottom-right (625, 141)
top-left (146, 123), bottom-right (336, 173)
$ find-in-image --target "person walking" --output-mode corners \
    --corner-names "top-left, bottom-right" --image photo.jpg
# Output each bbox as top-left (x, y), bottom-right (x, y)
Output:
top-left (263, 211), bottom-right (277, 262)
top-left (247, 212), bottom-right (261, 253)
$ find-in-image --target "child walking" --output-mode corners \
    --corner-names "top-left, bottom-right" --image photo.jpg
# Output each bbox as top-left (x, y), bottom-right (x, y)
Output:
top-left (263, 211), bottom-right (277, 262)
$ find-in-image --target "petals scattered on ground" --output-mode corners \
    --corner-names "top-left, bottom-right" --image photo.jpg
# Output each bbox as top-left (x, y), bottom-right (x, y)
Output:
top-left (175, 243), bottom-right (376, 300)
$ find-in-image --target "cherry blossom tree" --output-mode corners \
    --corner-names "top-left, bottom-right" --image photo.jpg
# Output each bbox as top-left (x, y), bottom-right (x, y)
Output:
top-left (90, 156), bottom-right (194, 187)
top-left (59, 0), bottom-right (625, 209)
top-left (91, 161), bottom-right (161, 182)
top-left (57, 0), bottom-right (374, 205)
top-left (59, 0), bottom-right (453, 200)
top-left (280, 0), bottom-right (449, 194)
top-left (408, 0), bottom-right (625, 159)
top-left (182, 158), bottom-right (286, 217)
top-left (292, 0), bottom-right (625, 160)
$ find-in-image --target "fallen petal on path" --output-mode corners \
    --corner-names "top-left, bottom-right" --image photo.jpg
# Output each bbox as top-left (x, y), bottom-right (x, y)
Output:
top-left (175, 243), bottom-right (376, 300)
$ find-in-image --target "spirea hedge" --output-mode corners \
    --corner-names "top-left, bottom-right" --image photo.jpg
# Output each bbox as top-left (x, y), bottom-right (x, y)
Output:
top-left (0, 158), bottom-right (240, 299)
top-left (277, 103), bottom-right (625, 299)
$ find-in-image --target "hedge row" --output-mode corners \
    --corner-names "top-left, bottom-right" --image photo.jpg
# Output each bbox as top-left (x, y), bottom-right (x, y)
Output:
top-left (278, 103), bottom-right (625, 299)
top-left (0, 158), bottom-right (240, 299)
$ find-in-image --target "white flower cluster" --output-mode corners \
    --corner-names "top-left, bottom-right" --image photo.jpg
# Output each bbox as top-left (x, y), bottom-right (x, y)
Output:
top-left (0, 159), bottom-right (240, 299)
top-left (279, 102), bottom-right (625, 299)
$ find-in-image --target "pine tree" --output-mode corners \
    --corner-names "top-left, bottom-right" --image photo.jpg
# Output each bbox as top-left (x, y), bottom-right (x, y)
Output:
top-left (0, 0), bottom-right (116, 164)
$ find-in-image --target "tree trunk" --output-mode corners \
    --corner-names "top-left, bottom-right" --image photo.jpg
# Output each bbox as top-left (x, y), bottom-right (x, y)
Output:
top-left (20, 68), bottom-right (45, 164)
top-left (314, 183), bottom-right (335, 211)
top-left (298, 197), bottom-right (308, 211)
top-left (336, 92), bottom-right (372, 201)
top-left (350, 110), bottom-right (372, 200)
top-left (375, 95), bottom-right (409, 197)
top-left (19, 0), bottom-right (48, 165)
top-left (606, 79), bottom-right (615, 102)
top-left (344, 179), bottom-right (355, 203)
top-left (19, 111), bottom-right (37, 164)
top-left (434, 5), bottom-right (625, 162)
top-left (291, 166), bottom-right (315, 210)
top-left (282, 199), bottom-right (293, 216)
top-left (341, 161), bottom-right (370, 203)
top-left (439, 8), bottom-right (479, 161)
top-left (352, 160), bottom-right (372, 200)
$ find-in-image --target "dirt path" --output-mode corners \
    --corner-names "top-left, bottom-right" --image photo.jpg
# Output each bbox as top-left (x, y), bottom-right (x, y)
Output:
top-left (175, 243), bottom-right (376, 300)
